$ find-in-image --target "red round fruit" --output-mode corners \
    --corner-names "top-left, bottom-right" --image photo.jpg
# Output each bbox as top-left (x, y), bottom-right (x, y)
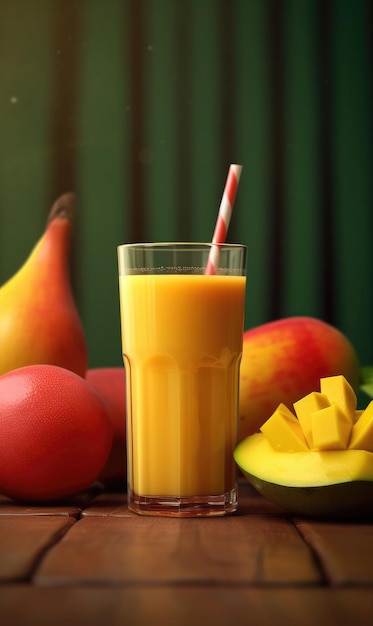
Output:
top-left (0, 364), bottom-right (113, 501)
top-left (86, 367), bottom-right (126, 487)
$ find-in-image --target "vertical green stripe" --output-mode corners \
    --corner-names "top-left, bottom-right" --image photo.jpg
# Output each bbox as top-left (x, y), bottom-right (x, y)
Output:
top-left (234, 0), bottom-right (271, 329)
top-left (143, 0), bottom-right (178, 242)
top-left (76, 0), bottom-right (130, 367)
top-left (283, 0), bottom-right (321, 316)
top-left (331, 0), bottom-right (373, 364)
top-left (0, 1), bottom-right (51, 282)
top-left (189, 0), bottom-right (222, 243)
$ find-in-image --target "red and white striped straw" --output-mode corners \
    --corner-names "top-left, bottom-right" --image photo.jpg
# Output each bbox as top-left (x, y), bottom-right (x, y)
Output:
top-left (205, 163), bottom-right (243, 275)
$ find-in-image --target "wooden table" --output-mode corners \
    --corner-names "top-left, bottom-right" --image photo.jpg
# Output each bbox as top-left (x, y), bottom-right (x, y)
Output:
top-left (0, 478), bottom-right (372, 626)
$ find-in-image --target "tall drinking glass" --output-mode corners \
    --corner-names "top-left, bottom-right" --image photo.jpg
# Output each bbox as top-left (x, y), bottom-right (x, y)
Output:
top-left (118, 243), bottom-right (247, 516)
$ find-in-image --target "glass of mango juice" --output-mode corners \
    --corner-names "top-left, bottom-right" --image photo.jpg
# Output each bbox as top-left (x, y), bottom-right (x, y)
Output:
top-left (117, 243), bottom-right (247, 516)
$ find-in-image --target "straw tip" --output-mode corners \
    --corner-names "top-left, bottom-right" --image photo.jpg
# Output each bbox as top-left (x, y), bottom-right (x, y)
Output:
top-left (230, 164), bottom-right (243, 181)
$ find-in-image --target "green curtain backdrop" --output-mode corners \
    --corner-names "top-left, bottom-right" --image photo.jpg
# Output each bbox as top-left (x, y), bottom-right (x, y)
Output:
top-left (0, 0), bottom-right (372, 370)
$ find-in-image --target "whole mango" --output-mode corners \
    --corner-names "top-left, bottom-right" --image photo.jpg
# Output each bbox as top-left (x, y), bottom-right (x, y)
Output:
top-left (238, 317), bottom-right (360, 442)
top-left (0, 364), bottom-right (113, 502)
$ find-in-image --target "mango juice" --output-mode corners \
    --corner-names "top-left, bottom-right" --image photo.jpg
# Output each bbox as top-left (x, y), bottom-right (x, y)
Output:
top-left (119, 273), bottom-right (246, 497)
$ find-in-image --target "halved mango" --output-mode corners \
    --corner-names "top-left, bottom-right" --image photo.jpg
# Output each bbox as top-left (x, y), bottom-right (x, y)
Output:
top-left (234, 433), bottom-right (373, 518)
top-left (235, 374), bottom-right (373, 518)
top-left (235, 433), bottom-right (373, 487)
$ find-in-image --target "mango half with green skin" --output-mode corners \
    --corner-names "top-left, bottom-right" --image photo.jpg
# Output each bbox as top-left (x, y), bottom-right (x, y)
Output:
top-left (234, 434), bottom-right (373, 518)
top-left (235, 375), bottom-right (373, 518)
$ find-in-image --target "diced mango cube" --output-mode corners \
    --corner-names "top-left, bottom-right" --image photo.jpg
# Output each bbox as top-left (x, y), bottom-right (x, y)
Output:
top-left (311, 405), bottom-right (352, 450)
top-left (260, 403), bottom-right (309, 452)
top-left (320, 375), bottom-right (356, 423)
top-left (293, 391), bottom-right (330, 447)
top-left (349, 401), bottom-right (373, 452)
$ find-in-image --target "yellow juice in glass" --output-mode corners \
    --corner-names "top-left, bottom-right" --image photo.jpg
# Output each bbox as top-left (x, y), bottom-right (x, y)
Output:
top-left (119, 273), bottom-right (246, 499)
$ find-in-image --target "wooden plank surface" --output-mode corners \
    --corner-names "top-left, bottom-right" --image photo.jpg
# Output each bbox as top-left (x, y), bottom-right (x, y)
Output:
top-left (34, 514), bottom-right (321, 586)
top-left (0, 480), bottom-right (372, 626)
top-left (296, 519), bottom-right (373, 585)
top-left (0, 497), bottom-right (84, 519)
top-left (0, 486), bottom-right (102, 517)
top-left (0, 516), bottom-right (74, 582)
top-left (0, 586), bottom-right (372, 626)
top-left (81, 492), bottom-right (129, 517)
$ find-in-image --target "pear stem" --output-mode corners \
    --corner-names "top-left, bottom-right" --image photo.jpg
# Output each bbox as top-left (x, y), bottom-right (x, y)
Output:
top-left (47, 193), bottom-right (77, 225)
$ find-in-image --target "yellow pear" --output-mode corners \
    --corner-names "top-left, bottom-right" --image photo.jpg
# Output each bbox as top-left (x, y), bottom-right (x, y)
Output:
top-left (0, 193), bottom-right (87, 377)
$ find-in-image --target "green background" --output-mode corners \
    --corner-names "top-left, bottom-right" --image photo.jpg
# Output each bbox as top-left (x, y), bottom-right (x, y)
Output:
top-left (0, 0), bottom-right (372, 370)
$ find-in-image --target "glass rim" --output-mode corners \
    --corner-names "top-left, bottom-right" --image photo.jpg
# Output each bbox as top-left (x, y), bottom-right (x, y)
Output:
top-left (117, 242), bottom-right (247, 250)
top-left (118, 242), bottom-right (247, 275)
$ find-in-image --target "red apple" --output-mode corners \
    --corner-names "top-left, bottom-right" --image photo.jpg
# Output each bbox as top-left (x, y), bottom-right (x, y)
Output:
top-left (238, 317), bottom-right (361, 442)
top-left (86, 367), bottom-right (127, 488)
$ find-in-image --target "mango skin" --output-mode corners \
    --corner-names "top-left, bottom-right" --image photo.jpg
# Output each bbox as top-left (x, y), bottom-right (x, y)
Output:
top-left (238, 317), bottom-right (360, 442)
top-left (241, 472), bottom-right (373, 519)
top-left (234, 433), bottom-right (373, 518)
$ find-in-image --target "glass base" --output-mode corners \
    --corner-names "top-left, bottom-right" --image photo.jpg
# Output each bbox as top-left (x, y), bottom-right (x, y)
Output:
top-left (128, 485), bottom-right (238, 517)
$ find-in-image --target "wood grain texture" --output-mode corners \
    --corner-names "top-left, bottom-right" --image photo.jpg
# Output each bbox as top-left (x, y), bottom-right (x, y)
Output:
top-left (0, 516), bottom-right (74, 582)
top-left (0, 480), bottom-right (372, 625)
top-left (0, 487), bottom-right (103, 518)
top-left (81, 492), bottom-right (129, 517)
top-left (296, 519), bottom-right (373, 585)
top-left (0, 586), bottom-right (372, 626)
top-left (34, 514), bottom-right (320, 585)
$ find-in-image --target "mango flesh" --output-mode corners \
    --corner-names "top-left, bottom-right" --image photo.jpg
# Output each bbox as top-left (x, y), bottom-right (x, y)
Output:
top-left (311, 405), bottom-right (351, 450)
top-left (349, 401), bottom-right (373, 452)
top-left (260, 403), bottom-right (308, 452)
top-left (235, 374), bottom-right (373, 517)
top-left (293, 391), bottom-right (330, 447)
top-left (238, 317), bottom-right (360, 442)
top-left (234, 434), bottom-right (373, 518)
top-left (259, 374), bottom-right (368, 453)
top-left (234, 433), bottom-right (373, 487)
top-left (320, 374), bottom-right (357, 422)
